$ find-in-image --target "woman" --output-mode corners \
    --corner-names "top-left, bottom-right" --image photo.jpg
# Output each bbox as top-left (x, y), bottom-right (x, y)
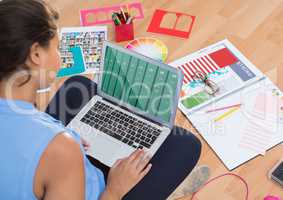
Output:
top-left (0, 0), bottom-right (202, 200)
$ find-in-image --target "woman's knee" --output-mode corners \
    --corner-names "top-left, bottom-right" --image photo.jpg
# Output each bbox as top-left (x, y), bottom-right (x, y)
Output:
top-left (62, 76), bottom-right (97, 99)
top-left (172, 126), bottom-right (202, 162)
top-left (64, 75), bottom-right (93, 87)
top-left (188, 132), bottom-right (202, 160)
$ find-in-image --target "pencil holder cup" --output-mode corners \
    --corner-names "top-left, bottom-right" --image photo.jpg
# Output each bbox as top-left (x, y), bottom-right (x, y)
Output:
top-left (115, 23), bottom-right (134, 42)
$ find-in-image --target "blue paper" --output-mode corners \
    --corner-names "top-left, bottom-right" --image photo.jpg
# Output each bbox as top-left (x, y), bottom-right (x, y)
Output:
top-left (57, 47), bottom-right (86, 78)
top-left (230, 61), bottom-right (256, 82)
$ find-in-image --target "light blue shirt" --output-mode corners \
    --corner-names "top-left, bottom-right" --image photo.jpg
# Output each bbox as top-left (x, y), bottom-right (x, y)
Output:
top-left (0, 99), bottom-right (105, 200)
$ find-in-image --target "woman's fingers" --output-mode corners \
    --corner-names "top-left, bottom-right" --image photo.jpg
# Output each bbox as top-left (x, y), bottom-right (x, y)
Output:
top-left (136, 154), bottom-right (151, 172)
top-left (138, 163), bottom-right (152, 180)
top-left (112, 158), bottom-right (123, 168)
top-left (125, 150), bottom-right (152, 177)
top-left (127, 149), bottom-right (143, 163)
top-left (130, 149), bottom-right (146, 165)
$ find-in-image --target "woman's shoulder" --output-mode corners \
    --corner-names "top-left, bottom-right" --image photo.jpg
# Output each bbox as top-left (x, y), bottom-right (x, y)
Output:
top-left (33, 132), bottom-right (85, 199)
top-left (13, 110), bottom-right (70, 139)
top-left (38, 132), bottom-right (84, 170)
top-left (0, 109), bottom-right (68, 145)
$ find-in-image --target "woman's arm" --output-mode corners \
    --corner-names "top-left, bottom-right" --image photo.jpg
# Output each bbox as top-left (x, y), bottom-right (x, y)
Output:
top-left (99, 189), bottom-right (120, 200)
top-left (34, 133), bottom-right (151, 200)
top-left (34, 132), bottom-right (85, 200)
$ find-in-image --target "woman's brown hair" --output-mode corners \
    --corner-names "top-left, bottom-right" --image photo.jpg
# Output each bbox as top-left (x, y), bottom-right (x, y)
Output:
top-left (0, 0), bottom-right (59, 85)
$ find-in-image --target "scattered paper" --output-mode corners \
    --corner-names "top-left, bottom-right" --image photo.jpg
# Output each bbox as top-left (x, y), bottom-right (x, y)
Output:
top-left (170, 39), bottom-right (261, 114)
top-left (80, 2), bottom-right (144, 26)
top-left (57, 26), bottom-right (107, 77)
top-left (147, 9), bottom-right (195, 39)
top-left (239, 90), bottom-right (283, 155)
top-left (57, 47), bottom-right (85, 78)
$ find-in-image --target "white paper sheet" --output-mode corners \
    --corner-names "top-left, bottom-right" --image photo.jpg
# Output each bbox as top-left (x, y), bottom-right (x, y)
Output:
top-left (188, 78), bottom-right (283, 170)
top-left (170, 39), bottom-right (283, 170)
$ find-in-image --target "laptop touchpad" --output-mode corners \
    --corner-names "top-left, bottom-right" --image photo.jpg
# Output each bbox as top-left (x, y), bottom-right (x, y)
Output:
top-left (92, 136), bottom-right (122, 164)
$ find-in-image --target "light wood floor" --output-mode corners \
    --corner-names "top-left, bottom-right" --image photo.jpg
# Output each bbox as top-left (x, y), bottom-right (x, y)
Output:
top-left (41, 0), bottom-right (283, 199)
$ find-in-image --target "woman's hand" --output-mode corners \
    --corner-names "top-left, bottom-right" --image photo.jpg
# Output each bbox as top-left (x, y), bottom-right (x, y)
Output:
top-left (105, 149), bottom-right (152, 199)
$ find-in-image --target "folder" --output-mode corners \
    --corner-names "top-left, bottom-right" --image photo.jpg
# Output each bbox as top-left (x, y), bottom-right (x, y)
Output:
top-left (157, 73), bottom-right (178, 121)
top-left (128, 60), bottom-right (147, 106)
top-left (136, 64), bottom-right (158, 111)
top-left (122, 57), bottom-right (139, 103)
top-left (101, 47), bottom-right (114, 92)
top-left (107, 51), bottom-right (122, 96)
top-left (147, 68), bottom-right (168, 115)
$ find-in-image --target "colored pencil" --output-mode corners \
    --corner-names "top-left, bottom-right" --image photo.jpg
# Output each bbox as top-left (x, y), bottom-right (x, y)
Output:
top-left (206, 104), bottom-right (242, 113)
top-left (214, 107), bottom-right (240, 123)
top-left (120, 6), bottom-right (127, 22)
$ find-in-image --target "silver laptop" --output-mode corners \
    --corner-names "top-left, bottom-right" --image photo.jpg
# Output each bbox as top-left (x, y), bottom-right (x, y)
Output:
top-left (67, 41), bottom-right (183, 167)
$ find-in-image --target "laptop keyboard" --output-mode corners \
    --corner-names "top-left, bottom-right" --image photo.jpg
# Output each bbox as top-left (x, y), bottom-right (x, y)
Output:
top-left (80, 101), bottom-right (162, 149)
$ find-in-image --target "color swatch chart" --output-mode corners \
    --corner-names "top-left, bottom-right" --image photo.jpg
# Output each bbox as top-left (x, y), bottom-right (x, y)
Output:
top-left (60, 30), bottom-right (106, 70)
top-left (101, 46), bottom-right (179, 122)
top-left (126, 38), bottom-right (168, 62)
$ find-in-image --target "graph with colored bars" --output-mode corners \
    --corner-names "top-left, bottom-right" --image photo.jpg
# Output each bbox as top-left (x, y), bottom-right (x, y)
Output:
top-left (177, 47), bottom-right (238, 84)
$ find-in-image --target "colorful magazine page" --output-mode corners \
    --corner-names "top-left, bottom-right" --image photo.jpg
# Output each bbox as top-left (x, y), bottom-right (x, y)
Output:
top-left (58, 26), bottom-right (107, 77)
top-left (169, 39), bottom-right (264, 114)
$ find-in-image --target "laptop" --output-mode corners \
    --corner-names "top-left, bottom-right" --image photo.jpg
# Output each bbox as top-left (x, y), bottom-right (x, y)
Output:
top-left (67, 41), bottom-right (183, 167)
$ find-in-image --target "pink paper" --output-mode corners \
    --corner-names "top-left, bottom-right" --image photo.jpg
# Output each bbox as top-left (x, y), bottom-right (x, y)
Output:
top-left (254, 92), bottom-right (281, 115)
top-left (80, 2), bottom-right (144, 26)
top-left (239, 90), bottom-right (283, 154)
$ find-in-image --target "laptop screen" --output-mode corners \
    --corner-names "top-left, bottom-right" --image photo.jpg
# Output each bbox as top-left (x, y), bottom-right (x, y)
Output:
top-left (99, 43), bottom-right (182, 126)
